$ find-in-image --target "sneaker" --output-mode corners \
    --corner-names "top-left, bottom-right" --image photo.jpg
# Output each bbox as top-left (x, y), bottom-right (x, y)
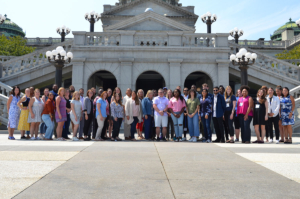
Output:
top-left (192, 137), bottom-right (197, 142)
top-left (156, 138), bottom-right (160, 142)
top-left (276, 140), bottom-right (279, 144)
top-left (21, 136), bottom-right (26, 139)
top-left (189, 137), bottom-right (194, 142)
top-left (173, 137), bottom-right (177, 141)
top-left (179, 138), bottom-right (182, 142)
top-left (235, 139), bottom-right (239, 142)
top-left (199, 137), bottom-right (206, 141)
top-left (175, 138), bottom-right (179, 142)
top-left (30, 137), bottom-right (36, 140)
top-left (115, 139), bottom-right (118, 142)
top-left (182, 137), bottom-right (186, 141)
top-left (39, 134), bottom-right (44, 140)
top-left (206, 139), bottom-right (211, 143)
top-left (202, 139), bottom-right (207, 143)
top-left (36, 137), bottom-right (42, 140)
top-left (161, 138), bottom-right (167, 142)
top-left (269, 139), bottom-right (273, 143)
top-left (72, 137), bottom-right (79, 141)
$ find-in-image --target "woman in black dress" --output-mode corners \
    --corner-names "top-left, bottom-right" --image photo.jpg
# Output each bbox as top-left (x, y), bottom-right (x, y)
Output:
top-left (253, 89), bottom-right (268, 143)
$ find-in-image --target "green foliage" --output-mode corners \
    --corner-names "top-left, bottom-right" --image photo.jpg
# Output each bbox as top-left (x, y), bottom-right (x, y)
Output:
top-left (0, 35), bottom-right (35, 56)
top-left (276, 44), bottom-right (300, 60)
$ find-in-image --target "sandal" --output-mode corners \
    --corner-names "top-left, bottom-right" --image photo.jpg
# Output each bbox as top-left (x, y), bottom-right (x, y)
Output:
top-left (8, 136), bottom-right (15, 140)
top-left (228, 140), bottom-right (235, 143)
top-left (287, 138), bottom-right (292, 144)
top-left (252, 140), bottom-right (258, 143)
top-left (279, 139), bottom-right (284, 142)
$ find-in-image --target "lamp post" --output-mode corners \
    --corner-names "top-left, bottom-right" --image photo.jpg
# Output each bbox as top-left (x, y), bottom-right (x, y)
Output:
top-left (230, 48), bottom-right (257, 86)
top-left (296, 19), bottom-right (300, 28)
top-left (56, 26), bottom-right (71, 42)
top-left (46, 47), bottom-right (73, 88)
top-left (85, 11), bottom-right (100, 32)
top-left (0, 14), bottom-right (6, 24)
top-left (201, 12), bottom-right (217, 33)
top-left (230, 28), bottom-right (244, 52)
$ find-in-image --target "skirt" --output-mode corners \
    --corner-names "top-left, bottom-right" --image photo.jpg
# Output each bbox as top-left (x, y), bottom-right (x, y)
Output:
top-left (18, 109), bottom-right (30, 131)
top-left (70, 112), bottom-right (81, 125)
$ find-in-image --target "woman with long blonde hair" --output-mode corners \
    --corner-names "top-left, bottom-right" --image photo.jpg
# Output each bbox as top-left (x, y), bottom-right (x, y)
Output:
top-left (224, 86), bottom-right (236, 143)
top-left (70, 91), bottom-right (82, 141)
top-left (55, 87), bottom-right (67, 141)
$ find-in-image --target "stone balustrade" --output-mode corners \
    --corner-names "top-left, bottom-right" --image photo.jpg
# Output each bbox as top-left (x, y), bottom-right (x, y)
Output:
top-left (284, 59), bottom-right (300, 66)
top-left (293, 98), bottom-right (300, 130)
top-left (0, 81), bottom-right (14, 125)
top-left (229, 42), bottom-right (300, 82)
top-left (0, 40), bottom-right (73, 78)
top-left (236, 40), bottom-right (287, 49)
top-left (286, 34), bottom-right (300, 48)
top-left (25, 37), bottom-right (73, 46)
top-left (0, 56), bottom-right (16, 63)
top-left (73, 31), bottom-right (229, 48)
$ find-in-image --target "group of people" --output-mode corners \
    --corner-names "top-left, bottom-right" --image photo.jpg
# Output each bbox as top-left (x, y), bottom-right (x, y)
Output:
top-left (6, 83), bottom-right (295, 144)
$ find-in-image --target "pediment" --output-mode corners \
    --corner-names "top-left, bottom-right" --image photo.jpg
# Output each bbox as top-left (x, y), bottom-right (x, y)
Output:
top-left (102, 0), bottom-right (198, 18)
top-left (104, 11), bottom-right (195, 32)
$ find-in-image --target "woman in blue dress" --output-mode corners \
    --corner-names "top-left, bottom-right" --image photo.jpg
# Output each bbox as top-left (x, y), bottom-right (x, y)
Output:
top-left (7, 86), bottom-right (21, 140)
top-left (280, 87), bottom-right (295, 144)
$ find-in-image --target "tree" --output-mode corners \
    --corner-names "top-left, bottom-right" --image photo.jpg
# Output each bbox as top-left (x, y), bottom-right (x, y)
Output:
top-left (0, 35), bottom-right (35, 56)
top-left (276, 44), bottom-right (300, 60)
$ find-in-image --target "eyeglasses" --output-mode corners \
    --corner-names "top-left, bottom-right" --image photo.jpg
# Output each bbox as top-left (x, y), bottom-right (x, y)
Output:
top-left (213, 90), bottom-right (218, 92)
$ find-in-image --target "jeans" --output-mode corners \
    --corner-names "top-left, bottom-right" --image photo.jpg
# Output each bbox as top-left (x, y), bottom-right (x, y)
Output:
top-left (95, 115), bottom-right (105, 140)
top-left (144, 115), bottom-right (153, 139)
top-left (42, 114), bottom-right (54, 139)
top-left (239, 114), bottom-right (253, 142)
top-left (224, 110), bottom-right (235, 137)
top-left (212, 117), bottom-right (225, 142)
top-left (267, 115), bottom-right (280, 140)
top-left (183, 111), bottom-right (188, 137)
top-left (201, 115), bottom-right (212, 140)
top-left (171, 112), bottom-right (184, 138)
top-left (130, 117), bottom-right (139, 139)
top-left (112, 118), bottom-right (123, 139)
top-left (62, 113), bottom-right (70, 138)
top-left (188, 114), bottom-right (200, 137)
top-left (39, 123), bottom-right (47, 134)
top-left (166, 116), bottom-right (175, 139)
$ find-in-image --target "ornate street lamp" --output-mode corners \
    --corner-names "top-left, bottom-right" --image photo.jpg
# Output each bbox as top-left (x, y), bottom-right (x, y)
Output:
top-left (230, 27), bottom-right (244, 52)
top-left (230, 48), bottom-right (257, 86)
top-left (85, 11), bottom-right (100, 32)
top-left (0, 14), bottom-right (6, 24)
top-left (201, 12), bottom-right (217, 33)
top-left (296, 19), bottom-right (300, 28)
top-left (56, 25), bottom-right (71, 42)
top-left (46, 46), bottom-right (73, 88)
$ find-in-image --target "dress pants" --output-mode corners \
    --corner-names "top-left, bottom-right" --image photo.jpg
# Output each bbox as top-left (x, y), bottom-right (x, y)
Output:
top-left (212, 117), bottom-right (225, 142)
top-left (223, 119), bottom-right (229, 140)
top-left (267, 115), bottom-right (280, 140)
top-left (112, 118), bottom-right (123, 139)
top-left (201, 115), bottom-right (212, 140)
top-left (101, 117), bottom-right (109, 139)
top-left (83, 112), bottom-right (93, 137)
top-left (124, 117), bottom-right (131, 138)
top-left (183, 111), bottom-right (188, 137)
top-left (144, 115), bottom-right (153, 139)
top-left (95, 115), bottom-right (105, 140)
top-left (62, 113), bottom-right (70, 138)
top-left (224, 110), bottom-right (235, 137)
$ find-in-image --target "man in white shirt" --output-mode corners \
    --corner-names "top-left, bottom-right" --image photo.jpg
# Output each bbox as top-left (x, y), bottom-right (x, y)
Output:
top-left (266, 87), bottom-right (280, 143)
top-left (78, 88), bottom-right (85, 139)
top-left (123, 88), bottom-right (132, 140)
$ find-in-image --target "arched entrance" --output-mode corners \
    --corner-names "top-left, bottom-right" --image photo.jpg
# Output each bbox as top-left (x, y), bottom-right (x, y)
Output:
top-left (184, 72), bottom-right (213, 93)
top-left (88, 70), bottom-right (117, 91)
top-left (136, 71), bottom-right (166, 92)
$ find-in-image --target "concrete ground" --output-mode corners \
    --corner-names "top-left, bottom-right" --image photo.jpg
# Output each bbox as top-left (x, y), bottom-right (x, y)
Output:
top-left (0, 130), bottom-right (299, 199)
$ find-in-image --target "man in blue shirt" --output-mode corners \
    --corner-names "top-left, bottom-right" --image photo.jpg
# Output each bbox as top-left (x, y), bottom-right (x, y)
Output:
top-left (50, 84), bottom-right (58, 99)
top-left (212, 87), bottom-right (226, 143)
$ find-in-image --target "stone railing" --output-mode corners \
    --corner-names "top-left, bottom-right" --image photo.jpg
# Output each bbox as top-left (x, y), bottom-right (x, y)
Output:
top-left (284, 59), bottom-right (300, 66)
top-left (293, 98), bottom-right (300, 130)
top-left (0, 40), bottom-right (73, 78)
top-left (290, 85), bottom-right (300, 99)
top-left (236, 40), bottom-right (287, 48)
top-left (73, 31), bottom-right (229, 48)
top-left (229, 42), bottom-right (300, 81)
top-left (0, 81), bottom-right (14, 125)
top-left (25, 37), bottom-right (73, 46)
top-left (0, 56), bottom-right (16, 63)
top-left (286, 34), bottom-right (300, 48)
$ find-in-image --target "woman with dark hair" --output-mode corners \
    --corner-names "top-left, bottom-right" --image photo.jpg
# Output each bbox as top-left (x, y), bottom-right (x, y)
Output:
top-left (83, 90), bottom-right (94, 141)
top-left (280, 87), bottom-right (295, 144)
top-left (236, 85), bottom-right (253, 144)
top-left (224, 86), bottom-right (236, 143)
top-left (199, 89), bottom-right (212, 142)
top-left (17, 88), bottom-right (31, 139)
top-left (93, 88), bottom-right (103, 139)
top-left (7, 86), bottom-right (21, 140)
top-left (62, 89), bottom-right (71, 139)
top-left (276, 86), bottom-right (284, 142)
top-left (95, 91), bottom-right (108, 141)
top-left (253, 89), bottom-right (268, 143)
top-left (111, 93), bottom-right (124, 141)
top-left (111, 87), bottom-right (123, 102)
top-left (166, 89), bottom-right (175, 140)
top-left (125, 90), bottom-right (143, 141)
top-left (136, 89), bottom-right (145, 140)
top-left (186, 89), bottom-right (200, 142)
top-left (234, 89), bottom-right (242, 141)
top-left (42, 92), bottom-right (55, 140)
top-left (168, 89), bottom-right (186, 142)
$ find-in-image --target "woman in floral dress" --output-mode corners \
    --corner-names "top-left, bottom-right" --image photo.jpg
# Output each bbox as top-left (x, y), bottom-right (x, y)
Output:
top-left (7, 86), bottom-right (21, 140)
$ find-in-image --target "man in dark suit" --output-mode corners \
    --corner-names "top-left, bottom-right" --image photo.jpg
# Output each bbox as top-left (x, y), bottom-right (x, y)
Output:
top-left (212, 87), bottom-right (226, 143)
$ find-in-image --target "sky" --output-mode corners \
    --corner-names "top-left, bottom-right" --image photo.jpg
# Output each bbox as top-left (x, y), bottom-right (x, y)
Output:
top-left (2, 0), bottom-right (300, 40)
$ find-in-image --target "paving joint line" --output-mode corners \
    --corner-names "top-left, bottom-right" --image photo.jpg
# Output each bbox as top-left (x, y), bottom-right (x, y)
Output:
top-left (12, 142), bottom-right (93, 199)
top-left (154, 142), bottom-right (176, 199)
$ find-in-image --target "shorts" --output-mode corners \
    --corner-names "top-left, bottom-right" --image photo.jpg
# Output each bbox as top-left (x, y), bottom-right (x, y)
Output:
top-left (136, 118), bottom-right (144, 131)
top-left (234, 112), bottom-right (240, 129)
top-left (154, 115), bottom-right (168, 127)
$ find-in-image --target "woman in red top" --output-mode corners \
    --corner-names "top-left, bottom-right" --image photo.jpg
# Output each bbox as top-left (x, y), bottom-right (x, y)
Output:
top-left (41, 92), bottom-right (55, 140)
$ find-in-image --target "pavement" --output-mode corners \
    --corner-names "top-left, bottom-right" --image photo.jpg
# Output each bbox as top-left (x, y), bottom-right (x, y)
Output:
top-left (0, 130), bottom-right (300, 199)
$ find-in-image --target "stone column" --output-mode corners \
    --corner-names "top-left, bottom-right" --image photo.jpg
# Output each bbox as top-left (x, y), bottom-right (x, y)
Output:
top-left (169, 59), bottom-right (183, 90)
top-left (71, 58), bottom-right (86, 91)
top-left (216, 59), bottom-right (230, 87)
top-left (119, 58), bottom-right (134, 93)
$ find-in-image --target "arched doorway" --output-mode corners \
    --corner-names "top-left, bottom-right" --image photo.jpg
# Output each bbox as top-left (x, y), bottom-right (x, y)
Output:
top-left (88, 70), bottom-right (117, 91)
top-left (136, 71), bottom-right (166, 92)
top-left (184, 72), bottom-right (213, 93)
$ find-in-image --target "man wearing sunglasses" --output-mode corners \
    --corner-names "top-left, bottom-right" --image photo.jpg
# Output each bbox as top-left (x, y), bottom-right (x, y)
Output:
top-left (212, 87), bottom-right (226, 143)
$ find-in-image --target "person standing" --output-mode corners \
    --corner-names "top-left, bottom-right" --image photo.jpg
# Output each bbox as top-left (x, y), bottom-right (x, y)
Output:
top-left (83, 90), bottom-right (94, 141)
top-left (199, 89), bottom-right (212, 143)
top-left (166, 89), bottom-right (175, 140)
top-left (17, 88), bottom-right (31, 139)
top-left (142, 90), bottom-right (154, 140)
top-left (266, 87), bottom-right (280, 143)
top-left (281, 87), bottom-right (295, 144)
top-left (237, 85), bottom-right (253, 144)
top-left (95, 91), bottom-right (108, 141)
top-left (28, 89), bottom-right (44, 140)
top-left (62, 89), bottom-right (71, 139)
top-left (168, 89), bottom-right (186, 142)
top-left (107, 88), bottom-right (113, 138)
top-left (7, 86), bottom-right (21, 140)
top-left (253, 89), bottom-right (268, 144)
top-left (212, 87), bottom-right (226, 143)
top-left (70, 91), bottom-right (82, 141)
top-left (123, 88), bottom-right (132, 140)
top-left (125, 90), bottom-right (143, 141)
top-left (39, 88), bottom-right (50, 136)
top-left (93, 89), bottom-right (103, 139)
top-left (42, 92), bottom-right (55, 140)
top-left (234, 89), bottom-right (242, 142)
top-left (276, 86), bottom-right (284, 142)
top-left (182, 87), bottom-right (189, 141)
top-left (55, 88), bottom-right (67, 141)
top-left (69, 85), bottom-right (75, 98)
top-left (186, 89), bottom-right (200, 142)
top-left (224, 86), bottom-right (236, 143)
top-left (78, 88), bottom-right (85, 139)
top-left (110, 93), bottom-right (124, 141)
top-left (136, 89), bottom-right (145, 140)
top-left (50, 84), bottom-right (58, 138)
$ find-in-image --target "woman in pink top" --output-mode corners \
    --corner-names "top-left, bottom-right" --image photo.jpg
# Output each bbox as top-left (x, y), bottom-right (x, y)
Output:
top-left (168, 89), bottom-right (186, 142)
top-left (237, 85), bottom-right (254, 144)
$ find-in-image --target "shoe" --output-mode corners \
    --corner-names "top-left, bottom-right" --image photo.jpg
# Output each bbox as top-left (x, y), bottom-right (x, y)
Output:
top-left (175, 138), bottom-right (179, 142)
top-left (173, 137), bottom-right (177, 141)
top-left (279, 139), bottom-right (284, 143)
top-left (179, 138), bottom-right (182, 142)
top-left (244, 141), bottom-right (250, 144)
top-left (161, 138), bottom-right (167, 142)
top-left (39, 134), bottom-right (44, 140)
top-left (235, 138), bottom-right (239, 142)
top-left (269, 139), bottom-right (273, 143)
top-left (199, 137), bottom-right (205, 141)
top-left (72, 137), bottom-right (79, 141)
top-left (30, 137), bottom-right (36, 140)
top-left (182, 137), bottom-right (186, 141)
top-left (258, 140), bottom-right (264, 144)
top-left (79, 137), bottom-right (84, 140)
top-left (84, 138), bottom-right (91, 141)
top-left (252, 140), bottom-right (258, 143)
top-left (63, 137), bottom-right (70, 140)
top-left (220, 140), bottom-right (225, 143)
top-left (212, 139), bottom-right (220, 143)
top-left (276, 140), bottom-right (279, 144)
top-left (21, 136), bottom-right (26, 139)
top-left (115, 139), bottom-right (118, 142)
top-left (189, 137), bottom-right (194, 142)
top-left (36, 137), bottom-right (42, 140)
top-left (192, 137), bottom-right (197, 142)
top-left (156, 138), bottom-right (160, 142)
top-left (26, 135), bottom-right (31, 139)
top-left (206, 139), bottom-right (211, 143)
